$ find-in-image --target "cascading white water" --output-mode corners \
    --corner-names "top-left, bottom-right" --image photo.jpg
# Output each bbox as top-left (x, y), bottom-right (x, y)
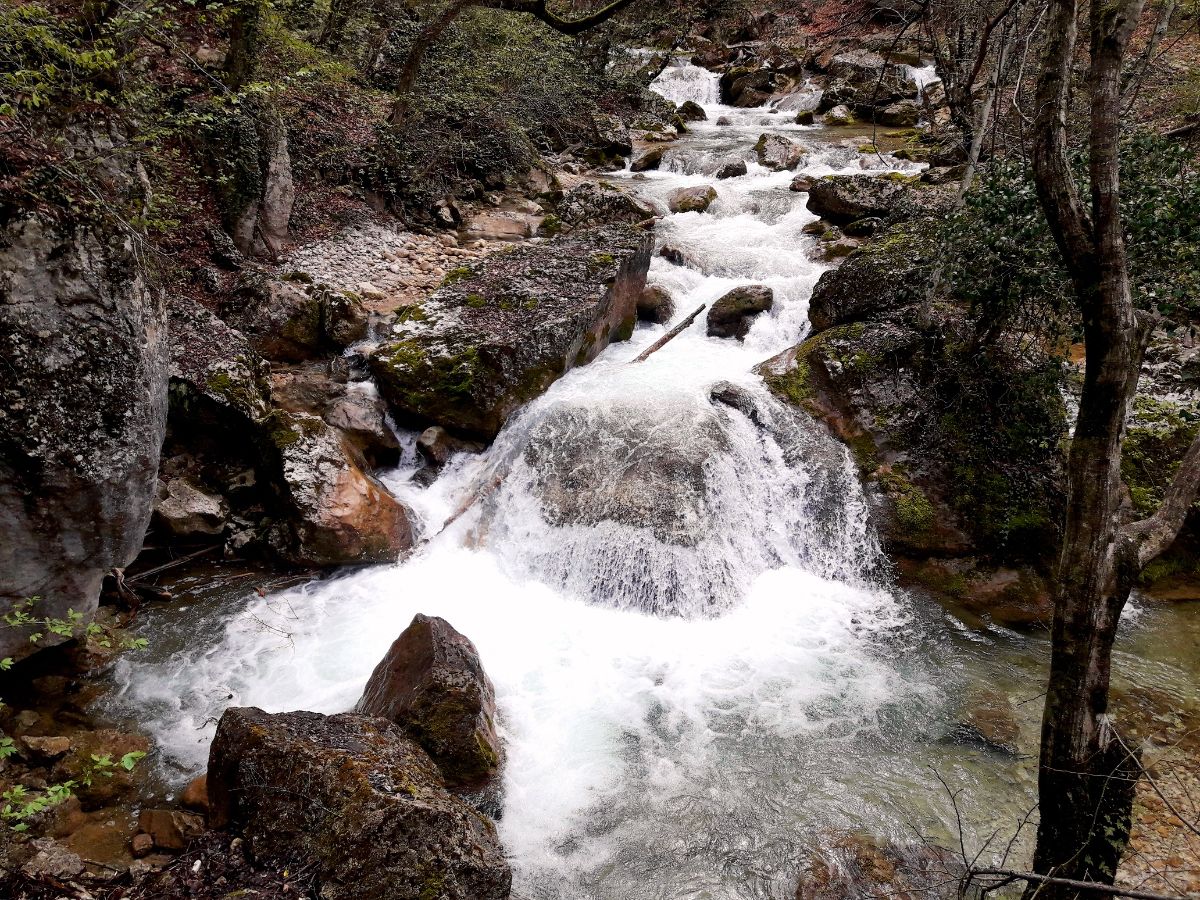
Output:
top-left (105, 60), bottom-right (1046, 899)
top-left (903, 63), bottom-right (941, 103)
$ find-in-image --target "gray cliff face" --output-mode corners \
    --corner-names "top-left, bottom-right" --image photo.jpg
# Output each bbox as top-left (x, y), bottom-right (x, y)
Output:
top-left (0, 216), bottom-right (168, 659)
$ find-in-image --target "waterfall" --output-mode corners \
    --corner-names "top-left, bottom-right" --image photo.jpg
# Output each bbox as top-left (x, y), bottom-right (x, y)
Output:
top-left (104, 59), bottom-right (1036, 900)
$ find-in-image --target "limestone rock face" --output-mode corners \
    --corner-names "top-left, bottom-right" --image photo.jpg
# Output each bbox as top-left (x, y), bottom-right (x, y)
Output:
top-left (0, 215), bottom-right (167, 661)
top-left (358, 614), bottom-right (502, 785)
top-left (707, 285), bottom-right (774, 339)
top-left (208, 708), bottom-right (511, 900)
top-left (371, 225), bottom-right (652, 440)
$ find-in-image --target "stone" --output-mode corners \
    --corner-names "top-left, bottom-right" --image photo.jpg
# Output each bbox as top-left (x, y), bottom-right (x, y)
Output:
top-left (795, 110), bottom-right (815, 125)
top-left (154, 477), bottom-right (229, 537)
top-left (131, 832), bottom-right (154, 858)
top-left (21, 838), bottom-right (84, 880)
top-left (20, 734), bottom-right (72, 762)
top-left (416, 426), bottom-right (484, 469)
top-left (324, 388), bottom-right (401, 468)
top-left (371, 225), bottom-right (651, 441)
top-left (790, 174), bottom-right (816, 193)
top-left (0, 208), bottom-right (167, 662)
top-left (52, 729), bottom-right (150, 809)
top-left (806, 173), bottom-right (912, 225)
top-left (877, 99), bottom-right (920, 126)
top-left (843, 216), bottom-right (884, 237)
top-left (821, 50), bottom-right (916, 119)
top-left (180, 774), bottom-right (209, 813)
top-left (659, 246), bottom-right (687, 266)
top-left (715, 115), bottom-right (733, 126)
top-left (637, 285), bottom-right (675, 324)
top-left (630, 147), bottom-right (667, 172)
top-left (754, 134), bottom-right (806, 171)
top-left (588, 111), bottom-right (632, 161)
top-left (461, 211), bottom-right (532, 242)
top-left (556, 182), bottom-right (654, 231)
top-left (823, 104), bottom-right (856, 126)
top-left (715, 158), bottom-right (748, 179)
top-left (796, 832), bottom-right (959, 900)
top-left (357, 614), bottom-right (501, 785)
top-left (677, 100), bottom-right (707, 121)
top-left (138, 808), bottom-right (206, 851)
top-left (208, 708), bottom-right (511, 900)
top-left (668, 185), bottom-right (718, 213)
top-left (707, 285), bottom-right (774, 340)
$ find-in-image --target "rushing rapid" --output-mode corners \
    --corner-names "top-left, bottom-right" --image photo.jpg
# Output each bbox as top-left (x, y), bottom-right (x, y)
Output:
top-left (104, 58), bottom-right (1086, 898)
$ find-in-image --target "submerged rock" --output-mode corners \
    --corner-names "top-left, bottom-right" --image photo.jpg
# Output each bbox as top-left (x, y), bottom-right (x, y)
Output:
top-left (677, 100), bottom-right (707, 121)
top-left (357, 614), bottom-right (502, 786)
top-left (370, 225), bottom-right (652, 441)
top-left (795, 832), bottom-right (960, 899)
top-left (950, 688), bottom-right (1022, 754)
top-left (0, 212), bottom-right (167, 661)
top-left (668, 185), bottom-right (718, 213)
top-left (637, 285), bottom-right (675, 324)
top-left (715, 158), bottom-right (748, 179)
top-left (707, 285), bottom-right (774, 339)
top-left (208, 707), bottom-right (510, 900)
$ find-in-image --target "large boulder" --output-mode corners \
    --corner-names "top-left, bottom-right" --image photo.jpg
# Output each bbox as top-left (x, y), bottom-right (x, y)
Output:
top-left (555, 182), bottom-right (654, 232)
top-left (820, 50), bottom-right (917, 121)
top-left (371, 225), bottom-right (652, 441)
top-left (357, 614), bottom-right (501, 786)
top-left (221, 274), bottom-right (368, 363)
top-left (806, 174), bottom-right (913, 225)
top-left (707, 285), bottom-right (774, 339)
top-left (637, 285), bottom-right (675, 324)
top-left (208, 708), bottom-right (511, 900)
top-left (0, 213), bottom-right (167, 661)
top-left (754, 134), bottom-right (805, 171)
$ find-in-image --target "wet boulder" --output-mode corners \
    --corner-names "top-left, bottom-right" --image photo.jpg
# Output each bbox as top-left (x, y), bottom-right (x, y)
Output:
top-left (823, 104), bottom-right (856, 126)
top-left (556, 182), bottom-right (654, 231)
top-left (637, 285), bottom-right (675, 324)
top-left (154, 477), bottom-right (230, 537)
top-left (950, 688), bottom-right (1021, 754)
top-left (631, 147), bottom-right (667, 172)
top-left (707, 285), bottom-right (774, 339)
top-left (806, 174), bottom-right (912, 226)
top-left (668, 185), bottom-right (718, 213)
top-left (796, 832), bottom-right (960, 899)
top-left (677, 100), bottom-right (707, 122)
top-left (0, 210), bottom-right (167, 662)
top-left (323, 386), bottom-right (401, 468)
top-left (715, 158), bottom-right (748, 179)
top-left (371, 225), bottom-right (652, 441)
top-left (357, 614), bottom-right (502, 786)
top-left (821, 50), bottom-right (916, 121)
top-left (416, 426), bottom-right (484, 469)
top-left (877, 99), bottom-right (920, 127)
top-left (208, 707), bottom-right (511, 900)
top-left (754, 134), bottom-right (806, 171)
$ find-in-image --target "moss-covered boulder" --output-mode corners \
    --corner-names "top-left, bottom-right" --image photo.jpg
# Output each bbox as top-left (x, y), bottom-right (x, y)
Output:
top-left (668, 185), bottom-right (718, 213)
top-left (208, 708), bottom-right (510, 900)
top-left (807, 219), bottom-right (939, 331)
top-left (371, 225), bottom-right (652, 441)
top-left (754, 133), bottom-right (806, 171)
top-left (357, 614), bottom-right (501, 787)
top-left (805, 173), bottom-right (913, 226)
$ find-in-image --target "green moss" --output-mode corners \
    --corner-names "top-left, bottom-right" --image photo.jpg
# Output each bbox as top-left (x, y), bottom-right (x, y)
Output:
top-left (540, 214), bottom-right (562, 237)
top-left (880, 469), bottom-right (935, 534)
top-left (465, 293), bottom-right (487, 308)
top-left (441, 265), bottom-right (475, 286)
top-left (590, 251), bottom-right (615, 266)
top-left (1122, 396), bottom-right (1200, 517)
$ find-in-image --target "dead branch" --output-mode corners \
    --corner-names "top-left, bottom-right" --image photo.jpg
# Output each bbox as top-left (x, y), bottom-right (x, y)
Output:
top-left (632, 304), bottom-right (706, 363)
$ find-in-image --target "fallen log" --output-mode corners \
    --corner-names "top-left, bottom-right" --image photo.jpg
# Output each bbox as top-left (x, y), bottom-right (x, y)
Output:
top-left (632, 303), bottom-right (706, 363)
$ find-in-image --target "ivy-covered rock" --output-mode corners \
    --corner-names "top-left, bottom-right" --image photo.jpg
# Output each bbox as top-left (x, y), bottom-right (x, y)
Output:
top-left (371, 225), bottom-right (652, 440)
top-left (208, 707), bottom-right (511, 900)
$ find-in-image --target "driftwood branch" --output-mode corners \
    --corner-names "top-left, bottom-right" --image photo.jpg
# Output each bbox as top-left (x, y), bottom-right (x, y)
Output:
top-left (969, 868), bottom-right (1188, 900)
top-left (1122, 428), bottom-right (1200, 568)
top-left (632, 304), bottom-right (706, 363)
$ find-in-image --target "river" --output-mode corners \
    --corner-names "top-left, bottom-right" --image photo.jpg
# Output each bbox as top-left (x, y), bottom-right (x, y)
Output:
top-left (103, 59), bottom-right (1200, 899)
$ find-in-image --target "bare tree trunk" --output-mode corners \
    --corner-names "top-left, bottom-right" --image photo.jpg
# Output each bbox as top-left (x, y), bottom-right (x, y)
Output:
top-left (1022, 0), bottom-right (1194, 890)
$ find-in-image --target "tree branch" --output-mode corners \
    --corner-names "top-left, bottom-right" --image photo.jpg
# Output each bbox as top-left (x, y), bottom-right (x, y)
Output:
top-left (1121, 427), bottom-right (1200, 568)
top-left (490, 0), bottom-right (638, 34)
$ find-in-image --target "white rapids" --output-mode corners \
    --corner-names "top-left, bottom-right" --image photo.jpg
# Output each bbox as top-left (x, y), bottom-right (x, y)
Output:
top-left (105, 59), bottom-right (1048, 899)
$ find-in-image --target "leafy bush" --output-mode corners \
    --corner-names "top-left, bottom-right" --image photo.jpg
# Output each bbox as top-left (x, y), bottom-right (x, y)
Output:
top-left (943, 131), bottom-right (1200, 329)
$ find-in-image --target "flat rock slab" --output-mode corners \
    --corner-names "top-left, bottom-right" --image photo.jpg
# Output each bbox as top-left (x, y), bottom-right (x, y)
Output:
top-left (208, 708), bottom-right (510, 900)
top-left (371, 224), bottom-right (652, 441)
